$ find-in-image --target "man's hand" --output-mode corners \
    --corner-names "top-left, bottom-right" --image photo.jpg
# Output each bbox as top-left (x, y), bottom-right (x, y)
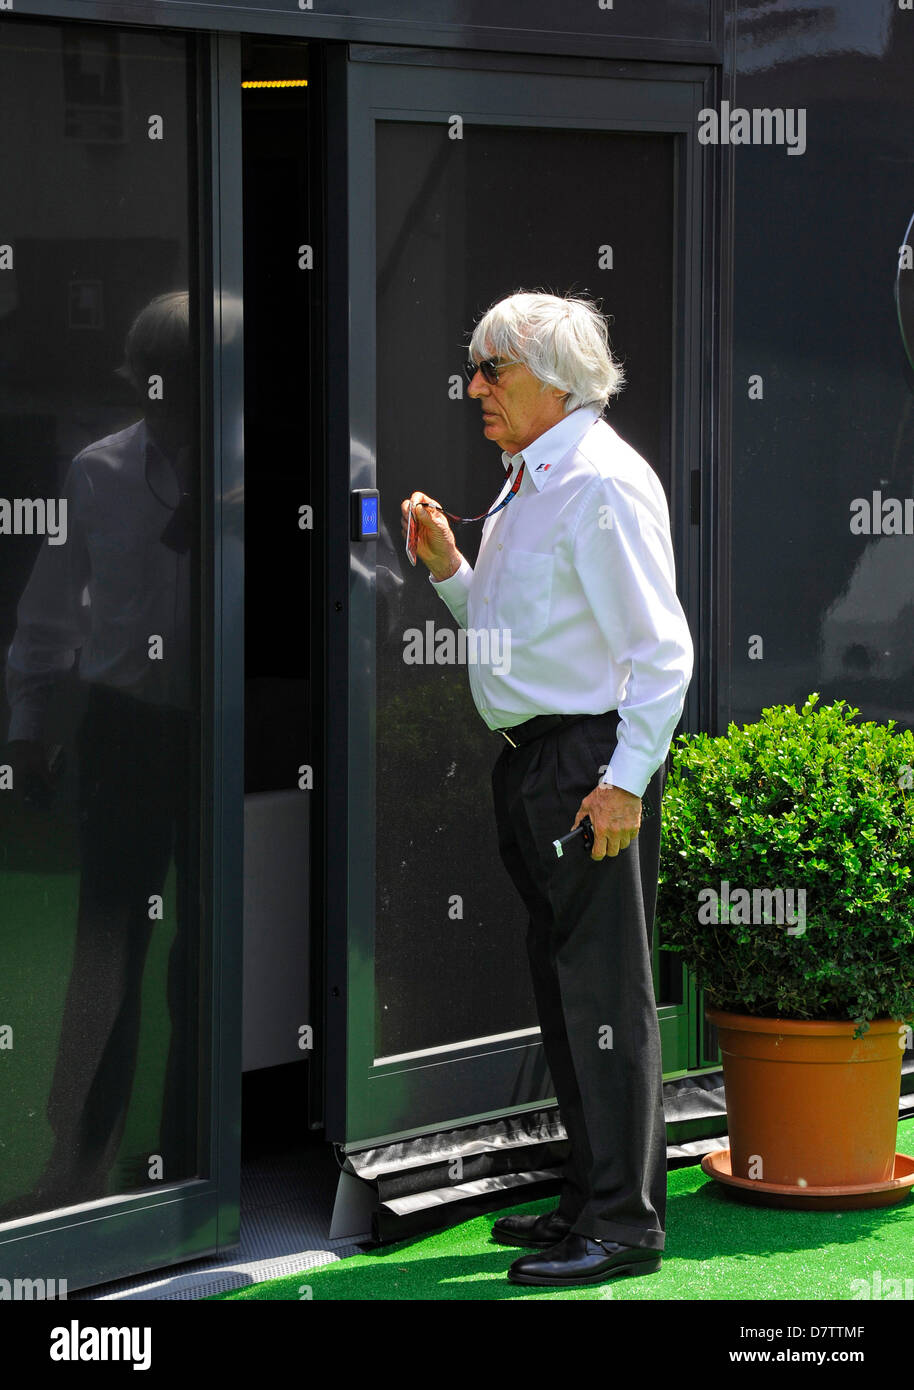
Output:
top-left (401, 491), bottom-right (463, 581)
top-left (572, 783), bottom-right (642, 860)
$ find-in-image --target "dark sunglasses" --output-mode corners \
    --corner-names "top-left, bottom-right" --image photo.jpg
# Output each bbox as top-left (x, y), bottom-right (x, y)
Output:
top-left (464, 356), bottom-right (520, 386)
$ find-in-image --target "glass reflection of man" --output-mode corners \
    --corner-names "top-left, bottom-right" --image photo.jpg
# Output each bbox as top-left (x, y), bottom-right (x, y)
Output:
top-left (1, 291), bottom-right (198, 1220)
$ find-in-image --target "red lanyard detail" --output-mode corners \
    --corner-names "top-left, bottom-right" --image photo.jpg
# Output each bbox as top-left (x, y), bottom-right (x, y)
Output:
top-left (434, 460), bottom-right (526, 525)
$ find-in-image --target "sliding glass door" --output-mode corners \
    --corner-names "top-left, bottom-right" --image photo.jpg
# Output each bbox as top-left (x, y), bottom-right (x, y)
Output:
top-left (0, 19), bottom-right (243, 1292)
top-left (326, 46), bottom-right (710, 1146)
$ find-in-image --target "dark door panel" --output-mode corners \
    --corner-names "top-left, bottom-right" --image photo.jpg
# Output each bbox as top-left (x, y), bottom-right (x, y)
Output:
top-left (0, 20), bottom-right (243, 1289)
top-left (326, 48), bottom-right (709, 1147)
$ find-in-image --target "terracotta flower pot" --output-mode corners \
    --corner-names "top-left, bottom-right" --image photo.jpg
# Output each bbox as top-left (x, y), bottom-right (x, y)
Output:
top-left (703, 1007), bottom-right (912, 1207)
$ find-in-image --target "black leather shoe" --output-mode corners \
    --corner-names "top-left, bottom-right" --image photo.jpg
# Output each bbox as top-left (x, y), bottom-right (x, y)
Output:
top-left (507, 1232), bottom-right (662, 1286)
top-left (491, 1210), bottom-right (574, 1249)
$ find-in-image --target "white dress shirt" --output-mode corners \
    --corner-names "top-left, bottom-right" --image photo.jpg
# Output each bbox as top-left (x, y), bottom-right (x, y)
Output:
top-left (5, 418), bottom-right (192, 743)
top-left (429, 404), bottom-right (694, 798)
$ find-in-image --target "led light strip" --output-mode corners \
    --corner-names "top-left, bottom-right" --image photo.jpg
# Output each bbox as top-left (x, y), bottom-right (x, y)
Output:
top-left (242, 79), bottom-right (308, 88)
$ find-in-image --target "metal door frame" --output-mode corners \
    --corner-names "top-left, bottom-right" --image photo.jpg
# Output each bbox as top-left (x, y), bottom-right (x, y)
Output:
top-left (324, 42), bottom-right (718, 1149)
top-left (0, 27), bottom-right (244, 1292)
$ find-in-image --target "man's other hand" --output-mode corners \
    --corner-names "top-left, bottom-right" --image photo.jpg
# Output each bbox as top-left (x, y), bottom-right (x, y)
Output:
top-left (572, 783), bottom-right (642, 860)
top-left (401, 491), bottom-right (462, 581)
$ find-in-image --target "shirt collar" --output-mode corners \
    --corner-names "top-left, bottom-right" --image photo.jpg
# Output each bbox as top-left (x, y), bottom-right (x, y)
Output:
top-left (501, 405), bottom-right (601, 491)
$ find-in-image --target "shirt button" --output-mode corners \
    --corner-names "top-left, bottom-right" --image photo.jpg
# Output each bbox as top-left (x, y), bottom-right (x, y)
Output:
top-left (497, 543), bottom-right (503, 550)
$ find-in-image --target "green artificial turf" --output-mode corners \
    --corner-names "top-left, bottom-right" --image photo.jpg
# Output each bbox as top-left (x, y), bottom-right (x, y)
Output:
top-left (208, 1116), bottom-right (914, 1301)
top-left (0, 864), bottom-right (178, 1203)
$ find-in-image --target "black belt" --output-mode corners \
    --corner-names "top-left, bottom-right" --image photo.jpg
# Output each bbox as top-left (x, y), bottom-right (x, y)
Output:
top-left (494, 710), bottom-right (618, 750)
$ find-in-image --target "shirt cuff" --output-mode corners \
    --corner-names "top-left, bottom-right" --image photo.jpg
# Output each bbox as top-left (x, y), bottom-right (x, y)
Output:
top-left (428, 555), bottom-right (473, 626)
top-left (428, 554), bottom-right (472, 591)
top-left (603, 747), bottom-right (659, 800)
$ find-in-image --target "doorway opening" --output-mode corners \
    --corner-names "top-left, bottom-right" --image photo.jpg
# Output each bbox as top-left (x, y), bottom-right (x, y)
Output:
top-left (239, 35), bottom-right (335, 1239)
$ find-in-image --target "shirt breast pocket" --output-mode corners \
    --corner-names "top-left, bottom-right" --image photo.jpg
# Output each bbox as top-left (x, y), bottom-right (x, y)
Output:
top-left (496, 548), bottom-right (555, 643)
top-left (89, 529), bottom-right (149, 612)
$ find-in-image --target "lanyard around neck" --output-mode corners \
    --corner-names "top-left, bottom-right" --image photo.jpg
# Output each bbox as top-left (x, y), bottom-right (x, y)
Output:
top-left (430, 459), bottom-right (526, 526)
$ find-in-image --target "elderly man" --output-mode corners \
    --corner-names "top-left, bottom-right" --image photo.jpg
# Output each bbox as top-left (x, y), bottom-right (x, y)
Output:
top-left (402, 291), bottom-right (693, 1289)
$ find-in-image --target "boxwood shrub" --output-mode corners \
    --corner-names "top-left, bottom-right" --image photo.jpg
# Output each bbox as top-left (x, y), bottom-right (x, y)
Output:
top-left (657, 694), bottom-right (914, 1036)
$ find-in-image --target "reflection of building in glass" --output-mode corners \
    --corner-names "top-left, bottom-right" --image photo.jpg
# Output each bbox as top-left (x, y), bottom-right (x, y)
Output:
top-left (821, 536), bottom-right (914, 685)
top-left (738, 0), bottom-right (892, 71)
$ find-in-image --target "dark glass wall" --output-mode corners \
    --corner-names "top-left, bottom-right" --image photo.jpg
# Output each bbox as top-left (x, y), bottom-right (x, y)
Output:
top-left (10, 0), bottom-right (715, 55)
top-left (728, 1), bottom-right (914, 733)
top-left (0, 20), bottom-right (204, 1221)
top-left (374, 120), bottom-right (675, 1059)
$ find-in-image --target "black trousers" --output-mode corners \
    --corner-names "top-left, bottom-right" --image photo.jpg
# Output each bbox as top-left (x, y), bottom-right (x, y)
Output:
top-left (40, 683), bottom-right (198, 1204)
top-left (491, 710), bottom-right (668, 1251)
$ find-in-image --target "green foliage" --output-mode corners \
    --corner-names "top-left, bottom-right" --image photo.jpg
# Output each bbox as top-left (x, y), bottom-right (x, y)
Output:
top-left (658, 694), bottom-right (914, 1036)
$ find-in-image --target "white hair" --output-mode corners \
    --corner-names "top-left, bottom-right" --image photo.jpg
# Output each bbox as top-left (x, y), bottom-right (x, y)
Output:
top-left (468, 291), bottom-right (625, 413)
top-left (120, 290), bottom-right (190, 393)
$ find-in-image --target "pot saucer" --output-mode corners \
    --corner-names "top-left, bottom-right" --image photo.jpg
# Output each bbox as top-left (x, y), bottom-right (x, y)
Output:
top-left (700, 1148), bottom-right (914, 1210)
